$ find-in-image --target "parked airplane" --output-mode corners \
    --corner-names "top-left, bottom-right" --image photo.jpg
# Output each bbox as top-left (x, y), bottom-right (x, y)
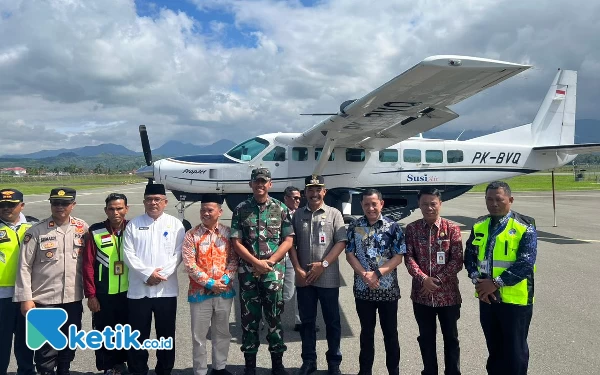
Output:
top-left (136, 55), bottom-right (600, 225)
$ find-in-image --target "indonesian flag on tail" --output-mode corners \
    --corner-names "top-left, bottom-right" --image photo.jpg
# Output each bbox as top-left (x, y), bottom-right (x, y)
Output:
top-left (554, 88), bottom-right (566, 100)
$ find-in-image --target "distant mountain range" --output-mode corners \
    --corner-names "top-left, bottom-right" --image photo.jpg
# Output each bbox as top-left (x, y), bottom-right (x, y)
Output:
top-left (0, 139), bottom-right (237, 159)
top-left (1, 119), bottom-right (598, 161)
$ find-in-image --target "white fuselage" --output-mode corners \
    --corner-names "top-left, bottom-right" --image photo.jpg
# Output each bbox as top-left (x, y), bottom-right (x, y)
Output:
top-left (150, 132), bottom-right (575, 194)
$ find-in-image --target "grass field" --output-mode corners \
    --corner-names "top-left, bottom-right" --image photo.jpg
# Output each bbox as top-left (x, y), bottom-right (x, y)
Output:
top-left (0, 175), bottom-right (145, 194)
top-left (471, 173), bottom-right (600, 192)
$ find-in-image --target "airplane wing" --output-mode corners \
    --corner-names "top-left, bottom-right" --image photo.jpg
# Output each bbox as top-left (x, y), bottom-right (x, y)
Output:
top-left (532, 143), bottom-right (600, 155)
top-left (297, 55), bottom-right (530, 150)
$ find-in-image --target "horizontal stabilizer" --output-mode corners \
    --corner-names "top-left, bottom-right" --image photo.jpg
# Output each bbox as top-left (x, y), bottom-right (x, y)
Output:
top-left (532, 143), bottom-right (600, 155)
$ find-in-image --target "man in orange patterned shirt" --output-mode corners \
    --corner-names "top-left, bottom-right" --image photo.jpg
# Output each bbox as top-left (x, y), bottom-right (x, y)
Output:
top-left (182, 194), bottom-right (239, 375)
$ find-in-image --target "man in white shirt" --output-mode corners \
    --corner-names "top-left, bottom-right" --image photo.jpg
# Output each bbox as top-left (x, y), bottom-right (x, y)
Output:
top-left (123, 184), bottom-right (184, 375)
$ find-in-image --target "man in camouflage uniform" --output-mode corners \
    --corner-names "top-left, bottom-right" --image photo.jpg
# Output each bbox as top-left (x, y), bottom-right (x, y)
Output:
top-left (230, 168), bottom-right (294, 375)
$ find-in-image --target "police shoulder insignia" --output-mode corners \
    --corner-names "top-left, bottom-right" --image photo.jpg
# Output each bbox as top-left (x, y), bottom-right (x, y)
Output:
top-left (48, 221), bottom-right (55, 228)
top-left (23, 233), bottom-right (32, 244)
top-left (45, 251), bottom-right (54, 258)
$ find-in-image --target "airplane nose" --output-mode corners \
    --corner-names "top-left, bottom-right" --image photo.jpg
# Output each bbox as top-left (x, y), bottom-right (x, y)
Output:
top-left (136, 165), bottom-right (154, 179)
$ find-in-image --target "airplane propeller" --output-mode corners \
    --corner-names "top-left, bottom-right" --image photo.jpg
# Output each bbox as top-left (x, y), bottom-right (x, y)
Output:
top-left (138, 125), bottom-right (154, 183)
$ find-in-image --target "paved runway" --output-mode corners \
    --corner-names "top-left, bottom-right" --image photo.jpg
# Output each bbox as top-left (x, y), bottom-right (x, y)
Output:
top-left (7, 184), bottom-right (600, 374)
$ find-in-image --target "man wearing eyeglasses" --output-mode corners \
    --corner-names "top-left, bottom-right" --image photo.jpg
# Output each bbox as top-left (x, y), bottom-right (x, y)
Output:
top-left (14, 187), bottom-right (89, 375)
top-left (282, 186), bottom-right (304, 332)
top-left (122, 184), bottom-right (184, 375)
top-left (82, 193), bottom-right (130, 375)
top-left (0, 189), bottom-right (35, 375)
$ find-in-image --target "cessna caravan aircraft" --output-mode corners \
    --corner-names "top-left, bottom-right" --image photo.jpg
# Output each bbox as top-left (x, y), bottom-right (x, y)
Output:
top-left (136, 55), bottom-right (600, 224)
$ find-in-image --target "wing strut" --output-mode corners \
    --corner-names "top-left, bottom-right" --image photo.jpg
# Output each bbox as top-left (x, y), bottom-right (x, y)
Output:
top-left (312, 137), bottom-right (337, 176)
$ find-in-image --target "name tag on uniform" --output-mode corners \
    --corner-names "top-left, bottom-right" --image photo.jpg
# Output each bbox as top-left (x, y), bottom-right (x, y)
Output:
top-left (139, 227), bottom-right (149, 230)
top-left (480, 260), bottom-right (489, 274)
top-left (114, 261), bottom-right (125, 275)
top-left (436, 251), bottom-right (446, 265)
top-left (319, 232), bottom-right (327, 244)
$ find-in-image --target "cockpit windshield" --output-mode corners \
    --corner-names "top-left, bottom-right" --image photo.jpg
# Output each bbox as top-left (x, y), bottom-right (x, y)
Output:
top-left (226, 137), bottom-right (270, 161)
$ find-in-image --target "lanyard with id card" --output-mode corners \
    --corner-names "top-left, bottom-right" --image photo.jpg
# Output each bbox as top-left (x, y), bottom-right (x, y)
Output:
top-left (318, 215), bottom-right (327, 244)
top-left (112, 231), bottom-right (125, 276)
top-left (436, 239), bottom-right (446, 264)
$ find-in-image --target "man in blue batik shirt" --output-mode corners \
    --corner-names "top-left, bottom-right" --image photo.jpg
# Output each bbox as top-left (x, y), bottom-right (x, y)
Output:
top-left (464, 181), bottom-right (537, 375)
top-left (346, 189), bottom-right (405, 375)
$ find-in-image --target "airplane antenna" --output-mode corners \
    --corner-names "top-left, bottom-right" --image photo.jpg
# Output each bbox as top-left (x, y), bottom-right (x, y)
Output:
top-left (455, 129), bottom-right (466, 141)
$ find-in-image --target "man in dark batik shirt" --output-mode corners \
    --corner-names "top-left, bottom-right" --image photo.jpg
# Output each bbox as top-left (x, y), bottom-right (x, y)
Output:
top-left (346, 189), bottom-right (405, 375)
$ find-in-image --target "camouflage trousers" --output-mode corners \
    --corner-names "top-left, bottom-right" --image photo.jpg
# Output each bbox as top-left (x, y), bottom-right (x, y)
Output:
top-left (238, 270), bottom-right (286, 354)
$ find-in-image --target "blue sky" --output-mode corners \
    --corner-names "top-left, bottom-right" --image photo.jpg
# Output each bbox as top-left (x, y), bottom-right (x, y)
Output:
top-left (0, 0), bottom-right (599, 153)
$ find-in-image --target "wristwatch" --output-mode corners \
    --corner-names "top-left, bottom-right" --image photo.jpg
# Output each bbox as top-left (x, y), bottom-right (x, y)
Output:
top-left (322, 260), bottom-right (329, 268)
top-left (374, 268), bottom-right (383, 279)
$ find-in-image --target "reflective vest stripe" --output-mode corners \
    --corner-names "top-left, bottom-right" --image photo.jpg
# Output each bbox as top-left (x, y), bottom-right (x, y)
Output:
top-left (479, 259), bottom-right (515, 269)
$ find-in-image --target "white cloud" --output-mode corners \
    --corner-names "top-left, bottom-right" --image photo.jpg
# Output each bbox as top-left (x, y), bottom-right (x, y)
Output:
top-left (0, 0), bottom-right (599, 154)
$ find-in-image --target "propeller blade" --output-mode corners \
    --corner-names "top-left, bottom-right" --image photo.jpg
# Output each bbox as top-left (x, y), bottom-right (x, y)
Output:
top-left (139, 125), bottom-right (153, 166)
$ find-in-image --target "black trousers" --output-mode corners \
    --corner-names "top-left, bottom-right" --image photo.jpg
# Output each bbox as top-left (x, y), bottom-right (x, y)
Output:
top-left (0, 298), bottom-right (35, 375)
top-left (92, 292), bottom-right (129, 371)
top-left (355, 298), bottom-right (400, 375)
top-left (413, 302), bottom-right (461, 375)
top-left (35, 301), bottom-right (83, 375)
top-left (296, 286), bottom-right (342, 364)
top-left (479, 302), bottom-right (533, 375)
top-left (127, 297), bottom-right (177, 375)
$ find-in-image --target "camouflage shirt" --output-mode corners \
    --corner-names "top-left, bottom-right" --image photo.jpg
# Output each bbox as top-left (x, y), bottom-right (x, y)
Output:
top-left (230, 196), bottom-right (294, 278)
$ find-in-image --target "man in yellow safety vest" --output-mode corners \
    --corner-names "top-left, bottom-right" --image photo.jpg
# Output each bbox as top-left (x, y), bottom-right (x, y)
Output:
top-left (464, 181), bottom-right (537, 375)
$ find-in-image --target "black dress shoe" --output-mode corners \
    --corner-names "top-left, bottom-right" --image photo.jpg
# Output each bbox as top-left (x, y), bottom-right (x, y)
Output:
top-left (328, 364), bottom-right (342, 375)
top-left (298, 361), bottom-right (317, 375)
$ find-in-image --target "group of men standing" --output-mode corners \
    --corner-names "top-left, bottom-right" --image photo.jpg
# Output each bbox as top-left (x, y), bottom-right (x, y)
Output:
top-left (0, 168), bottom-right (537, 375)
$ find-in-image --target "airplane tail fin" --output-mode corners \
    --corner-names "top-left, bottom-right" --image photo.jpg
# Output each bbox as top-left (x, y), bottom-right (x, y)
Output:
top-left (531, 69), bottom-right (577, 146)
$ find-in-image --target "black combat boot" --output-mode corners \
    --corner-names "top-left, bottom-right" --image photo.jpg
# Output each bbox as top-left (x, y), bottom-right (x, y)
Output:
top-left (271, 352), bottom-right (289, 375)
top-left (244, 354), bottom-right (257, 375)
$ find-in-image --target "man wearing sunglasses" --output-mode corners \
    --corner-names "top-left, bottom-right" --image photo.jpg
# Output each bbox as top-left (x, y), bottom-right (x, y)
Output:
top-left (282, 186), bottom-right (304, 332)
top-left (14, 187), bottom-right (89, 375)
top-left (0, 189), bottom-right (35, 375)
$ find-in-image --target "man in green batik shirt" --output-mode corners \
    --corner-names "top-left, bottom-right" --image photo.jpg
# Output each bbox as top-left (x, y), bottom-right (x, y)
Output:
top-left (230, 168), bottom-right (295, 375)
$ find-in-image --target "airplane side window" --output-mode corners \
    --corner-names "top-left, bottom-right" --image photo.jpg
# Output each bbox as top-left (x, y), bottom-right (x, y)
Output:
top-left (379, 149), bottom-right (398, 162)
top-left (262, 146), bottom-right (286, 162)
top-left (447, 150), bottom-right (464, 163)
top-left (426, 150), bottom-right (443, 163)
top-left (403, 149), bottom-right (421, 163)
top-left (315, 148), bottom-right (335, 161)
top-left (346, 148), bottom-right (365, 162)
top-left (292, 147), bottom-right (308, 161)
